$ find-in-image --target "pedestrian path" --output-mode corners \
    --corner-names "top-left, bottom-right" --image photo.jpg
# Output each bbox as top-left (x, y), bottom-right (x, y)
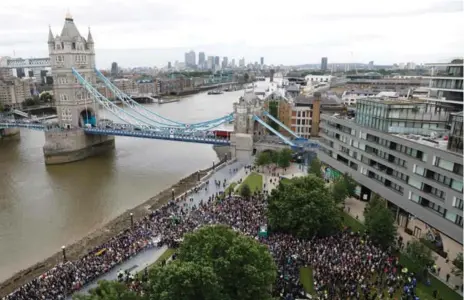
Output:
top-left (69, 160), bottom-right (246, 297)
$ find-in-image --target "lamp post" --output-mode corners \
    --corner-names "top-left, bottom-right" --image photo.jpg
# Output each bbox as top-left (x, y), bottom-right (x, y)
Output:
top-left (130, 213), bottom-right (134, 227)
top-left (171, 188), bottom-right (175, 200)
top-left (61, 245), bottom-right (66, 261)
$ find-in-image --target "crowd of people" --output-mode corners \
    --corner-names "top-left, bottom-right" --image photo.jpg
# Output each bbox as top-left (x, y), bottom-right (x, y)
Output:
top-left (3, 166), bottom-right (434, 300)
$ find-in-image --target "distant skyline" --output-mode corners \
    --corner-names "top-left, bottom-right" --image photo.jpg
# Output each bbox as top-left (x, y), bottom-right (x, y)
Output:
top-left (0, 0), bottom-right (462, 68)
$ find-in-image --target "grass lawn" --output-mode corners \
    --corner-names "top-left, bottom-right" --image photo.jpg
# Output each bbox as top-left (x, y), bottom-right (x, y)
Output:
top-left (341, 212), bottom-right (462, 300)
top-left (341, 211), bottom-right (365, 232)
top-left (299, 267), bottom-right (315, 295)
top-left (238, 172), bottom-right (263, 193)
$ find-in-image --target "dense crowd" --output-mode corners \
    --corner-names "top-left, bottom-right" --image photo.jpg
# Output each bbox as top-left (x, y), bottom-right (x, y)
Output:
top-left (4, 168), bottom-right (433, 300)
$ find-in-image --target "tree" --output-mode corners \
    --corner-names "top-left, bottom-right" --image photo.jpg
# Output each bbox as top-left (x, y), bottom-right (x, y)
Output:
top-left (269, 150), bottom-right (279, 166)
top-left (146, 261), bottom-right (223, 300)
top-left (308, 158), bottom-right (323, 178)
top-left (73, 280), bottom-right (140, 300)
top-left (277, 148), bottom-right (292, 169)
top-left (363, 194), bottom-right (385, 225)
top-left (267, 175), bottom-right (341, 238)
top-left (364, 198), bottom-right (397, 249)
top-left (452, 252), bottom-right (463, 277)
top-left (240, 183), bottom-right (251, 199)
top-left (404, 240), bottom-right (435, 276)
top-left (244, 73), bottom-right (250, 83)
top-left (267, 100), bottom-right (280, 132)
top-left (331, 177), bottom-right (349, 205)
top-left (255, 151), bottom-right (271, 168)
top-left (177, 225), bottom-right (277, 300)
top-left (343, 173), bottom-right (357, 197)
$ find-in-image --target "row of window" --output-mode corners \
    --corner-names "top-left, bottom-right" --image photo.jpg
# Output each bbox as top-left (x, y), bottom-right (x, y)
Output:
top-left (410, 192), bottom-right (463, 227)
top-left (414, 165), bottom-right (463, 193)
top-left (434, 157), bottom-right (463, 176)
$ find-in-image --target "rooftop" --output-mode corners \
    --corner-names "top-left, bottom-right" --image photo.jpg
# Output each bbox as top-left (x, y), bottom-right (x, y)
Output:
top-left (394, 133), bottom-right (450, 152)
top-left (357, 98), bottom-right (427, 105)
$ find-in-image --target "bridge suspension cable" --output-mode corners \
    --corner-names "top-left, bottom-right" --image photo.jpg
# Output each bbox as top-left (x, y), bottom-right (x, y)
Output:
top-left (73, 68), bottom-right (167, 131)
top-left (94, 68), bottom-right (234, 129)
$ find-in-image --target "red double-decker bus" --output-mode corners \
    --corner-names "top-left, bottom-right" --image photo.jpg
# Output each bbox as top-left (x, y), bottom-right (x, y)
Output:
top-left (212, 130), bottom-right (232, 139)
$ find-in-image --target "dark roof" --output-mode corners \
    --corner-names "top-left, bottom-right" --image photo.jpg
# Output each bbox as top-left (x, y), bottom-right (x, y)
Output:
top-left (294, 94), bottom-right (341, 106)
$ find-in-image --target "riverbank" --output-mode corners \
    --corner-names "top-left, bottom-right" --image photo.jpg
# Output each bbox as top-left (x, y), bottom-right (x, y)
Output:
top-left (0, 157), bottom-right (226, 297)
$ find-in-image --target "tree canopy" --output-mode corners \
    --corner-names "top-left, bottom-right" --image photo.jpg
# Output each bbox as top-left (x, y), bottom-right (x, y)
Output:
top-left (452, 252), bottom-right (463, 277)
top-left (363, 197), bottom-right (396, 249)
top-left (176, 225), bottom-right (277, 300)
top-left (404, 240), bottom-right (435, 275)
top-left (73, 280), bottom-right (139, 300)
top-left (308, 158), bottom-right (323, 178)
top-left (267, 175), bottom-right (341, 238)
top-left (255, 151), bottom-right (272, 167)
top-left (277, 148), bottom-right (292, 169)
top-left (331, 177), bottom-right (349, 205)
top-left (239, 183), bottom-right (251, 199)
top-left (146, 261), bottom-right (222, 300)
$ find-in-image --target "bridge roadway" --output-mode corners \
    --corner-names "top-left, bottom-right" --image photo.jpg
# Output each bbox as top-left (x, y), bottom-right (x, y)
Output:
top-left (0, 121), bottom-right (231, 145)
top-left (66, 159), bottom-right (247, 298)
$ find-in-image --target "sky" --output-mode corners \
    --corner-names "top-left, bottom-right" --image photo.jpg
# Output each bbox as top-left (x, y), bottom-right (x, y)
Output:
top-left (0, 0), bottom-right (462, 68)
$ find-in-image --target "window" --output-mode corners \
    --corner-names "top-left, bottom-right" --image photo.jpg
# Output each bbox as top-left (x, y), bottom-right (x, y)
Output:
top-left (408, 177), bottom-right (422, 189)
top-left (451, 180), bottom-right (463, 193)
top-left (55, 55), bottom-right (64, 63)
top-left (436, 157), bottom-right (454, 172)
top-left (453, 197), bottom-right (463, 210)
top-left (59, 94), bottom-right (68, 101)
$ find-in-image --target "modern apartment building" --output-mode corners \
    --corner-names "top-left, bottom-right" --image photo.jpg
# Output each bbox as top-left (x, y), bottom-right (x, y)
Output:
top-left (318, 98), bottom-right (463, 248)
top-left (426, 59), bottom-right (463, 105)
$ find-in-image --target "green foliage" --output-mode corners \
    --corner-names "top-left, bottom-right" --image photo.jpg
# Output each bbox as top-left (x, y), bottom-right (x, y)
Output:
top-left (364, 197), bottom-right (396, 249)
top-left (177, 225), bottom-right (277, 300)
top-left (240, 183), bottom-right (251, 199)
top-left (277, 148), bottom-right (292, 169)
top-left (39, 92), bottom-right (53, 102)
top-left (308, 158), bottom-right (323, 178)
top-left (363, 194), bottom-right (384, 225)
top-left (255, 151), bottom-right (272, 167)
top-left (73, 280), bottom-right (140, 300)
top-left (147, 261), bottom-right (222, 300)
top-left (244, 73), bottom-right (250, 82)
top-left (331, 177), bottom-right (349, 205)
top-left (452, 252), bottom-right (463, 277)
top-left (267, 100), bottom-right (280, 132)
top-left (403, 240), bottom-right (435, 275)
top-left (343, 173), bottom-right (357, 197)
top-left (267, 175), bottom-right (341, 238)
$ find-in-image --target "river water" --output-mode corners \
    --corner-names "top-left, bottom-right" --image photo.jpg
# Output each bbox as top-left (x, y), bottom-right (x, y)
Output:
top-left (0, 87), bottom-right (256, 282)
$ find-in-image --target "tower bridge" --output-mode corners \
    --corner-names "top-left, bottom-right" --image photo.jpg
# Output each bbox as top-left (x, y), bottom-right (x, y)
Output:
top-left (0, 13), bottom-right (318, 164)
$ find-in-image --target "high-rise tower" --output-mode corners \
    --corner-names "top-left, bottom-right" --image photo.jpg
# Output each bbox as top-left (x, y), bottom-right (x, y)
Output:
top-left (43, 13), bottom-right (114, 164)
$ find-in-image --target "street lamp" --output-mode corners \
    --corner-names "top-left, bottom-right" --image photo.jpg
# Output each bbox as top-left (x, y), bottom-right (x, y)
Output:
top-left (61, 245), bottom-right (66, 261)
top-left (130, 213), bottom-right (134, 227)
top-left (171, 188), bottom-right (175, 200)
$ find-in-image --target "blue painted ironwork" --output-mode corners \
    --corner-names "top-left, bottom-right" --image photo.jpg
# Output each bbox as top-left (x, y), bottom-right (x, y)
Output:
top-left (252, 115), bottom-right (296, 147)
top-left (0, 121), bottom-right (45, 130)
top-left (94, 68), bottom-right (234, 129)
top-left (73, 68), bottom-right (167, 131)
top-left (263, 110), bottom-right (300, 139)
top-left (84, 128), bottom-right (230, 145)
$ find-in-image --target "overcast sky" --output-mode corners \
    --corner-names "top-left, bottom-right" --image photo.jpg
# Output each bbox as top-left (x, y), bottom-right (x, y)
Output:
top-left (0, 0), bottom-right (462, 68)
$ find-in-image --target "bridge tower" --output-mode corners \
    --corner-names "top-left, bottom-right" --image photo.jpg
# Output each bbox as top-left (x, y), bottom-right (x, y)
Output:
top-left (43, 13), bottom-right (114, 164)
top-left (230, 92), bottom-right (265, 161)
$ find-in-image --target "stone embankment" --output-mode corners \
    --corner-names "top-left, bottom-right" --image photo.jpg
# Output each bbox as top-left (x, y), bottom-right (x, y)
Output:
top-left (0, 158), bottom-right (226, 297)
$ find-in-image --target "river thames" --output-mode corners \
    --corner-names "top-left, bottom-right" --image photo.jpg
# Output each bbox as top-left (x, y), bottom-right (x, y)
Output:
top-left (0, 87), bottom-right (253, 282)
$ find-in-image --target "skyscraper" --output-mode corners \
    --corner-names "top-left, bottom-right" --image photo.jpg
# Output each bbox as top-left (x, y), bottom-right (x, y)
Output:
top-left (111, 62), bottom-right (118, 76)
top-left (260, 57), bottom-right (264, 66)
top-left (184, 50), bottom-right (196, 67)
top-left (321, 57), bottom-right (328, 71)
top-left (198, 52), bottom-right (206, 69)
top-left (222, 57), bottom-right (228, 69)
top-left (214, 56), bottom-right (220, 67)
